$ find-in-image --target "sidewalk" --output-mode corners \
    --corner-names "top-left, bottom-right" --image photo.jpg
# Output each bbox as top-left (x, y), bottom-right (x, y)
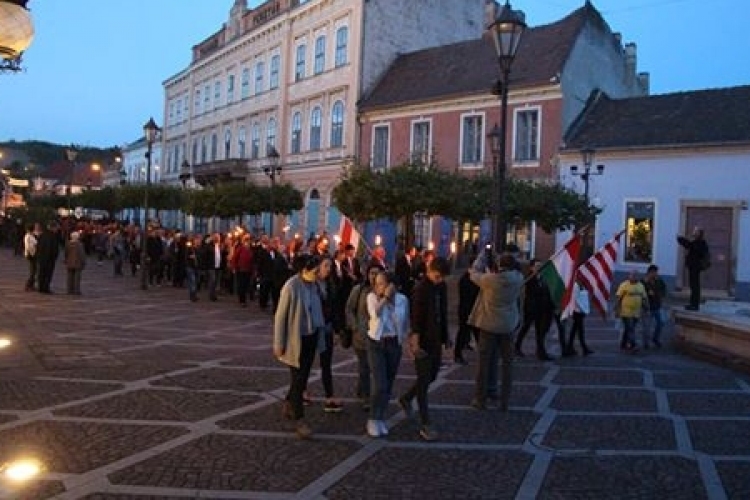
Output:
top-left (1, 249), bottom-right (749, 499)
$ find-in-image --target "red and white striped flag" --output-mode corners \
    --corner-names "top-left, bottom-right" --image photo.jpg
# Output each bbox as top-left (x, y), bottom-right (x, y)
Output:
top-left (338, 215), bottom-right (362, 253)
top-left (576, 230), bottom-right (626, 317)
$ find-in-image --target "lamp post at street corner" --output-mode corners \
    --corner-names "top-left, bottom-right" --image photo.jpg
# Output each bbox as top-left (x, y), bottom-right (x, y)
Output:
top-left (570, 147), bottom-right (605, 257)
top-left (140, 117), bottom-right (161, 291)
top-left (65, 147), bottom-right (78, 215)
top-left (179, 159), bottom-right (191, 230)
top-left (487, 1), bottom-right (526, 252)
top-left (264, 145), bottom-right (281, 236)
top-left (486, 123), bottom-right (502, 247)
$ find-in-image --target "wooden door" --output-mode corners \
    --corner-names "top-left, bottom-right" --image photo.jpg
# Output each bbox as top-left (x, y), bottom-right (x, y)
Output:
top-left (684, 207), bottom-right (732, 292)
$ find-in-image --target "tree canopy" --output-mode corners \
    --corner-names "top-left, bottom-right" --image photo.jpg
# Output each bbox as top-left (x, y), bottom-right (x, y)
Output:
top-left (331, 162), bottom-right (597, 232)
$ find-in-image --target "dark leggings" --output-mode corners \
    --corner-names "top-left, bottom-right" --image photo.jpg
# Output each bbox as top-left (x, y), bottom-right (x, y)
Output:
top-left (286, 332), bottom-right (319, 420)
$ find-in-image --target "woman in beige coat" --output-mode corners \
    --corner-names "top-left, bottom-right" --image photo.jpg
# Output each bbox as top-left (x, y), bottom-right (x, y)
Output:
top-left (65, 231), bottom-right (87, 295)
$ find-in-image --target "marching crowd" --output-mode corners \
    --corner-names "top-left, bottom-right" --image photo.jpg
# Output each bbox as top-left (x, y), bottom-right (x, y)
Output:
top-left (17, 219), bottom-right (673, 442)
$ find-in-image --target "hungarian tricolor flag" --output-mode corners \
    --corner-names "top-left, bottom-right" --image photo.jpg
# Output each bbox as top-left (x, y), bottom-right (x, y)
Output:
top-left (538, 233), bottom-right (582, 320)
top-left (338, 215), bottom-right (362, 253)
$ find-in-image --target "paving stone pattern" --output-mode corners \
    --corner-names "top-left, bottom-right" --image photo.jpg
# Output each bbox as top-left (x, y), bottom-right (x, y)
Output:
top-left (0, 249), bottom-right (749, 499)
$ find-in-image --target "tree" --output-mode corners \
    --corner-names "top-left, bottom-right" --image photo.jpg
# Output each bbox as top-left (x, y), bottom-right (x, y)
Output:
top-left (332, 161), bottom-right (594, 241)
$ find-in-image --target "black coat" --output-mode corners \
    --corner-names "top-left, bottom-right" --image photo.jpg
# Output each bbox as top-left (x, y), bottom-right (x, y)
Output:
top-left (36, 229), bottom-right (59, 264)
top-left (677, 236), bottom-right (709, 271)
top-left (411, 277), bottom-right (449, 353)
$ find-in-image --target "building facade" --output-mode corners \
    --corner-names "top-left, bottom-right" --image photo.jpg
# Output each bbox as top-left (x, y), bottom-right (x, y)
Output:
top-left (120, 137), bottom-right (163, 227)
top-left (357, 1), bottom-right (648, 260)
top-left (161, 0), bottom-right (485, 238)
top-left (560, 86), bottom-right (750, 300)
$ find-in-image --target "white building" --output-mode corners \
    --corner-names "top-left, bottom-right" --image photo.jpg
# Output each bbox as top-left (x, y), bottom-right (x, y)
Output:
top-left (559, 86), bottom-right (750, 301)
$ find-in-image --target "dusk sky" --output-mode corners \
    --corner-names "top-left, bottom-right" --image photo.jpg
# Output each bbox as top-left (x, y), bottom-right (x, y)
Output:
top-left (1, 0), bottom-right (749, 148)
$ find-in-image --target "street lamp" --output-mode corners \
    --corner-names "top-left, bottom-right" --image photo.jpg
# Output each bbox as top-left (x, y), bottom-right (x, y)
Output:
top-left (570, 147), bottom-right (604, 257)
top-left (65, 147), bottom-right (78, 214)
top-left (264, 145), bottom-right (281, 235)
top-left (569, 147), bottom-right (604, 207)
top-left (140, 117), bottom-right (161, 291)
top-left (179, 159), bottom-right (191, 230)
top-left (487, 1), bottom-right (526, 252)
top-left (0, 0), bottom-right (34, 73)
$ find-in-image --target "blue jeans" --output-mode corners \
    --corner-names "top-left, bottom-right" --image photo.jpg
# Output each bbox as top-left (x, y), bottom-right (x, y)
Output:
top-left (367, 337), bottom-right (402, 420)
top-left (186, 267), bottom-right (197, 299)
top-left (621, 317), bottom-right (638, 348)
top-left (641, 309), bottom-right (664, 345)
top-left (476, 331), bottom-right (513, 409)
top-left (354, 347), bottom-right (370, 400)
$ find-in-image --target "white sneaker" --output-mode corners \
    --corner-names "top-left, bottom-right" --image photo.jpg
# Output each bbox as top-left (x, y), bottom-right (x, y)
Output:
top-left (366, 419), bottom-right (381, 437)
top-left (378, 420), bottom-right (389, 436)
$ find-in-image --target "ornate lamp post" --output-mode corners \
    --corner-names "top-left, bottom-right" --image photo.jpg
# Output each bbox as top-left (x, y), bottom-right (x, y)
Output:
top-left (140, 117), bottom-right (161, 291)
top-left (0, 0), bottom-right (34, 73)
top-left (179, 159), bottom-right (191, 230)
top-left (570, 147), bottom-right (605, 257)
top-left (487, 1), bottom-right (526, 251)
top-left (264, 145), bottom-right (281, 236)
top-left (65, 147), bottom-right (77, 214)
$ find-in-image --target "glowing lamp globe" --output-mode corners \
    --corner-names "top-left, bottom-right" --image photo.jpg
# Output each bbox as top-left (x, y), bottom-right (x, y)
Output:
top-left (0, 1), bottom-right (34, 60)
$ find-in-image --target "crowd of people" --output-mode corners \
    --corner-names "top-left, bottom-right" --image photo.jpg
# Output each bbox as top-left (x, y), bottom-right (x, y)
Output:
top-left (15, 217), bottom-right (683, 442)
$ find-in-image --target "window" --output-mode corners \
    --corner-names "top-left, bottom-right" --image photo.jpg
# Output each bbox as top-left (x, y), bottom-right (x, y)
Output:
top-left (192, 139), bottom-right (198, 165)
top-left (194, 89), bottom-right (201, 116)
top-left (310, 106), bottom-right (322, 150)
top-left (203, 84), bottom-right (210, 109)
top-left (295, 44), bottom-right (306, 81)
top-left (255, 61), bottom-right (264, 94)
top-left (172, 145), bottom-right (179, 173)
top-left (270, 55), bottom-right (280, 89)
top-left (624, 201), bottom-right (655, 263)
top-left (238, 126), bottom-right (246, 159)
top-left (224, 129), bottom-right (232, 159)
top-left (241, 67), bottom-right (250, 99)
top-left (251, 122), bottom-right (260, 159)
top-left (267, 118), bottom-right (277, 148)
top-left (514, 109), bottom-right (539, 162)
top-left (291, 111), bottom-right (302, 154)
top-left (335, 27), bottom-right (348, 67)
top-left (200, 136), bottom-right (207, 163)
top-left (227, 74), bottom-right (235, 104)
top-left (314, 35), bottom-right (326, 74)
top-left (211, 133), bottom-right (218, 161)
top-left (168, 102), bottom-right (175, 126)
top-left (330, 100), bottom-right (344, 147)
top-left (175, 98), bottom-right (182, 123)
top-left (411, 120), bottom-right (431, 164)
top-left (183, 95), bottom-right (189, 120)
top-left (214, 81), bottom-right (221, 109)
top-left (461, 114), bottom-right (483, 165)
top-left (372, 125), bottom-right (389, 170)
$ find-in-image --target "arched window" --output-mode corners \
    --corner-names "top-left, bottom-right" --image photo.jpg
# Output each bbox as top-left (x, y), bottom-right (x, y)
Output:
top-left (224, 128), bottom-right (232, 159)
top-left (211, 133), bottom-right (218, 161)
top-left (310, 106), bottom-right (322, 151)
top-left (238, 126), bottom-right (247, 159)
top-left (291, 111), bottom-right (302, 154)
top-left (251, 122), bottom-right (261, 159)
top-left (335, 27), bottom-right (348, 67)
top-left (267, 118), bottom-right (277, 148)
top-left (314, 35), bottom-right (326, 74)
top-left (330, 100), bottom-right (344, 147)
top-left (295, 44), bottom-right (306, 82)
top-left (201, 136), bottom-right (208, 163)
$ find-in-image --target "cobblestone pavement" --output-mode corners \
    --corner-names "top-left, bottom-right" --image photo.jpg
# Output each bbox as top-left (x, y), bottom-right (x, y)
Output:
top-left (1, 249), bottom-right (749, 499)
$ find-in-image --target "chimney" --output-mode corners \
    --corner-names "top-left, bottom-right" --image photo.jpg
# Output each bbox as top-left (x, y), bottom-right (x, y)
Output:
top-left (484, 0), bottom-right (498, 29)
top-left (624, 42), bottom-right (637, 88)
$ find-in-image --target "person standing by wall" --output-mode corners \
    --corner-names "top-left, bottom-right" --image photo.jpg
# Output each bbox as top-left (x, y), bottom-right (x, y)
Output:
top-left (468, 252), bottom-right (524, 412)
top-left (677, 227), bottom-right (709, 311)
top-left (398, 257), bottom-right (451, 441)
top-left (64, 231), bottom-right (87, 295)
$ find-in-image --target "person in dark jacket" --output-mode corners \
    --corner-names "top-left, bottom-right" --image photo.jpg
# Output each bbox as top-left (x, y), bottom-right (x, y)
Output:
top-left (36, 222), bottom-right (60, 294)
top-left (454, 269), bottom-right (480, 365)
top-left (677, 227), bottom-right (709, 310)
top-left (515, 259), bottom-right (556, 361)
top-left (398, 257), bottom-right (451, 441)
